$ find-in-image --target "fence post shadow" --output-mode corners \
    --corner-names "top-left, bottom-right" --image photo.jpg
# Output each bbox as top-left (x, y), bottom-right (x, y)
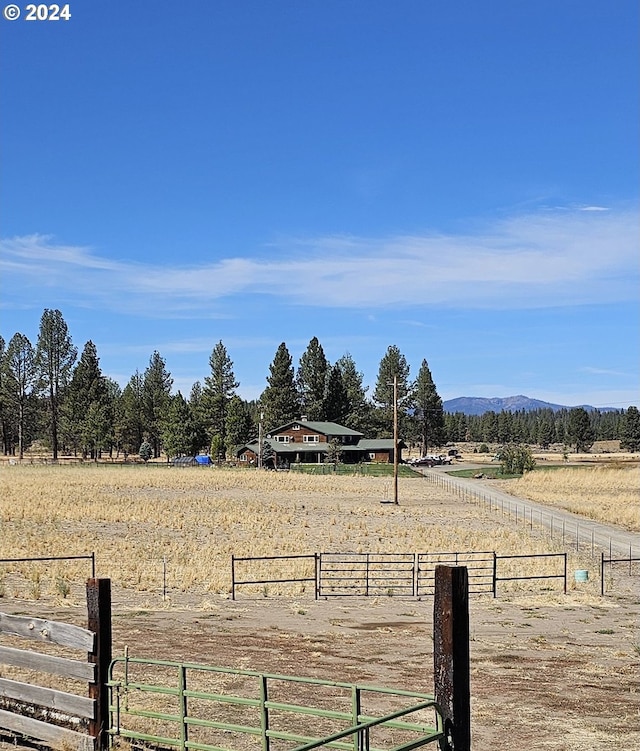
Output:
top-left (433, 565), bottom-right (471, 751)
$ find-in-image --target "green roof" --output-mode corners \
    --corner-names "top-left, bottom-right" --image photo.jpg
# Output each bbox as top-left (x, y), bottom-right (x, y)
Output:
top-left (269, 420), bottom-right (363, 437)
top-left (236, 438), bottom-right (404, 455)
top-left (356, 439), bottom-right (406, 450)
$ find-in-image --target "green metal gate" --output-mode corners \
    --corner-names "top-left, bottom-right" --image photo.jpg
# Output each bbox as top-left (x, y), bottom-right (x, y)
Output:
top-left (108, 655), bottom-right (444, 751)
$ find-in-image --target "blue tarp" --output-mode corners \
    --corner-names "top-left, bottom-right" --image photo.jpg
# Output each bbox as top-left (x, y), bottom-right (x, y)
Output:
top-left (195, 455), bottom-right (212, 465)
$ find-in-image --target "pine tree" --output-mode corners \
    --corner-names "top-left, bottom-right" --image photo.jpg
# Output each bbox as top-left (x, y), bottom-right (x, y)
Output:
top-left (567, 407), bottom-right (595, 453)
top-left (202, 341), bottom-right (239, 459)
top-left (187, 381), bottom-right (209, 454)
top-left (620, 406), bottom-right (640, 452)
top-left (161, 392), bottom-right (201, 458)
top-left (5, 333), bottom-right (38, 459)
top-left (497, 411), bottom-right (513, 443)
top-left (36, 309), bottom-right (77, 459)
top-left (336, 353), bottom-right (371, 432)
top-left (297, 337), bottom-right (329, 420)
top-left (119, 371), bottom-right (146, 457)
top-left (139, 440), bottom-right (153, 463)
top-left (261, 343), bottom-right (300, 429)
top-left (322, 364), bottom-right (350, 424)
top-left (65, 341), bottom-right (109, 458)
top-left (189, 380), bottom-right (204, 421)
top-left (413, 359), bottom-right (445, 455)
top-left (372, 345), bottom-right (412, 438)
top-left (536, 412), bottom-right (555, 448)
top-left (143, 351), bottom-right (173, 458)
top-left (0, 335), bottom-right (11, 455)
top-left (482, 412), bottom-right (499, 442)
top-left (225, 396), bottom-right (256, 456)
top-left (104, 377), bottom-right (123, 458)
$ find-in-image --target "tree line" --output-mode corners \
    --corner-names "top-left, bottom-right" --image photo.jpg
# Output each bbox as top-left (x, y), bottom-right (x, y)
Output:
top-left (1, 309), bottom-right (638, 461)
top-left (445, 404), bottom-right (640, 453)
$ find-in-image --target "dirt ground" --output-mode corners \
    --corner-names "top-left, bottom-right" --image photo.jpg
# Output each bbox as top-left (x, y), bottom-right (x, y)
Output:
top-left (1, 462), bottom-right (639, 751)
top-left (1, 579), bottom-right (639, 751)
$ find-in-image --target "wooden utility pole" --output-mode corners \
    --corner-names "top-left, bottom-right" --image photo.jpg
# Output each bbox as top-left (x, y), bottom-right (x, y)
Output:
top-left (393, 375), bottom-right (399, 505)
top-left (433, 566), bottom-right (471, 751)
top-left (258, 410), bottom-right (264, 469)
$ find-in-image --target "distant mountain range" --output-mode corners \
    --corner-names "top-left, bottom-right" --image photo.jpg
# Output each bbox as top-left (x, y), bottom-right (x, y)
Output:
top-left (443, 395), bottom-right (618, 416)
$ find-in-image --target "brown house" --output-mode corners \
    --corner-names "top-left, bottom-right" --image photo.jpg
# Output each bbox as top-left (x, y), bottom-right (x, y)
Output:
top-left (236, 420), bottom-right (404, 468)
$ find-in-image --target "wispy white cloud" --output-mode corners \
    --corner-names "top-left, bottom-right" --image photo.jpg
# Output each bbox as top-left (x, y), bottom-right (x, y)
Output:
top-left (1, 207), bottom-right (637, 316)
top-left (580, 366), bottom-right (631, 377)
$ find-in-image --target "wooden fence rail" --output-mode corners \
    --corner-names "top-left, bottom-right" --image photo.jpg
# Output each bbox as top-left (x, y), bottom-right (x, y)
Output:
top-left (0, 578), bottom-right (111, 751)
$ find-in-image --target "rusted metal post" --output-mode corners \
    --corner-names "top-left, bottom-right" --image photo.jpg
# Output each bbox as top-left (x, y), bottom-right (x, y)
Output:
top-left (492, 552), bottom-right (497, 598)
top-left (231, 555), bottom-right (236, 600)
top-left (87, 578), bottom-right (112, 750)
top-left (433, 565), bottom-right (470, 751)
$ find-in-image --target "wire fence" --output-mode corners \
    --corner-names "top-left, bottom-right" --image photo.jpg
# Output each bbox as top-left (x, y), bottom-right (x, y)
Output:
top-left (421, 471), bottom-right (637, 560)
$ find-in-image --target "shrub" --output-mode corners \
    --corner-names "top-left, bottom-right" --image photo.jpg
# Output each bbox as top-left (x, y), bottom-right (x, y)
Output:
top-left (139, 441), bottom-right (153, 463)
top-left (499, 444), bottom-right (536, 475)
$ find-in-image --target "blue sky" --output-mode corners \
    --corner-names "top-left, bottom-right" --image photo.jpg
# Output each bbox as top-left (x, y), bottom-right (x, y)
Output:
top-left (1, 1), bottom-right (638, 408)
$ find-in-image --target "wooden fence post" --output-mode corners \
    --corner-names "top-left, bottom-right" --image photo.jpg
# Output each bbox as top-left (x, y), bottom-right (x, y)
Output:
top-left (433, 565), bottom-right (470, 751)
top-left (87, 578), bottom-right (112, 750)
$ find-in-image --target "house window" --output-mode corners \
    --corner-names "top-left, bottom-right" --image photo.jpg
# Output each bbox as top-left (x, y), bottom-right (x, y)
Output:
top-left (292, 424), bottom-right (300, 430)
top-left (275, 435), bottom-right (290, 443)
top-left (303, 435), bottom-right (319, 443)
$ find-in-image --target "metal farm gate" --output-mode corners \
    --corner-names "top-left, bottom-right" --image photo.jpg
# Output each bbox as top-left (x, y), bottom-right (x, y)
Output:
top-left (318, 552), bottom-right (494, 598)
top-left (318, 553), bottom-right (415, 597)
top-left (416, 552), bottom-right (494, 596)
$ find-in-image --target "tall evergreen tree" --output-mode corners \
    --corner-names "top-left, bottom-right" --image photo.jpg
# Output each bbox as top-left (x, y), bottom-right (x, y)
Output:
top-left (143, 351), bottom-right (173, 458)
top-left (104, 377), bottom-right (123, 458)
top-left (372, 345), bottom-right (412, 438)
top-left (536, 412), bottom-right (555, 448)
top-left (5, 333), bottom-right (38, 459)
top-left (297, 337), bottom-right (329, 420)
top-left (261, 343), bottom-right (300, 429)
top-left (620, 406), bottom-right (640, 451)
top-left (567, 407), bottom-right (595, 452)
top-left (65, 341), bottom-right (109, 458)
top-left (36, 309), bottom-right (77, 459)
top-left (0, 335), bottom-right (10, 455)
top-left (413, 359), bottom-right (445, 454)
top-left (322, 363), bottom-right (350, 423)
top-left (225, 395), bottom-right (256, 455)
top-left (202, 341), bottom-right (239, 459)
top-left (497, 411), bottom-right (514, 443)
top-left (119, 371), bottom-right (146, 457)
top-left (482, 412), bottom-right (499, 442)
top-left (187, 380), bottom-right (209, 454)
top-left (189, 380), bottom-right (205, 423)
top-left (161, 392), bottom-right (202, 458)
top-left (445, 411), bottom-right (468, 442)
top-left (336, 353), bottom-right (371, 432)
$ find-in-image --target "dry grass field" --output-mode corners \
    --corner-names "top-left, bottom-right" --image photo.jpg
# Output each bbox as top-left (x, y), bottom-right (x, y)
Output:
top-left (0, 463), bottom-right (608, 598)
top-left (500, 465), bottom-right (640, 532)
top-left (1, 463), bottom-right (639, 751)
